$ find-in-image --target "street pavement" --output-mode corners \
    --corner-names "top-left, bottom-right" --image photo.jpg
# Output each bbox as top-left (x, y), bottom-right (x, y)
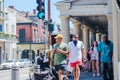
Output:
top-left (0, 67), bottom-right (29, 80)
top-left (69, 71), bottom-right (103, 80)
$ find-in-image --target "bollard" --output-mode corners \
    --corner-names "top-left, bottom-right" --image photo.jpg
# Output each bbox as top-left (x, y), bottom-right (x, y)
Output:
top-left (11, 66), bottom-right (19, 80)
top-left (34, 65), bottom-right (40, 74)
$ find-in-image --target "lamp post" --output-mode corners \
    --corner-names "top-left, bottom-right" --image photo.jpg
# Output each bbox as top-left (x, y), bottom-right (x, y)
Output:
top-left (29, 23), bottom-right (32, 61)
top-left (43, 25), bottom-right (46, 53)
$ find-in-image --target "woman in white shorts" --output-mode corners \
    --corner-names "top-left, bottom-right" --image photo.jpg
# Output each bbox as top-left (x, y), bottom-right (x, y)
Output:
top-left (89, 41), bottom-right (100, 77)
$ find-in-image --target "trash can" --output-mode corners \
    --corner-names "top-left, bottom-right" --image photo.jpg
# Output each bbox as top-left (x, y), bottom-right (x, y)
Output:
top-left (11, 66), bottom-right (19, 80)
top-left (34, 65), bottom-right (40, 74)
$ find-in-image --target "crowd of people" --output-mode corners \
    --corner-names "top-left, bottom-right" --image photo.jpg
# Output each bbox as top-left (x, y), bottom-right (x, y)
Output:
top-left (34, 33), bottom-right (114, 80)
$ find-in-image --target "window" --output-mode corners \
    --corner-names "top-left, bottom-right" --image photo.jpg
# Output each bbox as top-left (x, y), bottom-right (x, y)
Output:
top-left (0, 24), bottom-right (3, 32)
top-left (19, 29), bottom-right (26, 42)
top-left (6, 24), bottom-right (8, 33)
top-left (12, 25), bottom-right (14, 35)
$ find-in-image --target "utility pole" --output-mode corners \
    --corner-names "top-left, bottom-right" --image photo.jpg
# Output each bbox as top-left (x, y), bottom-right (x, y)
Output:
top-left (30, 23), bottom-right (32, 61)
top-left (48, 0), bottom-right (52, 50)
top-left (48, 0), bottom-right (51, 19)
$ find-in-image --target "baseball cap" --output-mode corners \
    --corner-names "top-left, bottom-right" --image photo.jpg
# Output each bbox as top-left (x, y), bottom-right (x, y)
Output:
top-left (54, 34), bottom-right (63, 39)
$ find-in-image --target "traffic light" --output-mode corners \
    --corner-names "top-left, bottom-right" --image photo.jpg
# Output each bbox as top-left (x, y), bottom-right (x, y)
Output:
top-left (36, 0), bottom-right (45, 20)
top-left (117, 0), bottom-right (120, 8)
top-left (48, 23), bottom-right (54, 32)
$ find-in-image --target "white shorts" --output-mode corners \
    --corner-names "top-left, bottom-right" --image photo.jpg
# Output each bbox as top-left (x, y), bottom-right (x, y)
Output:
top-left (66, 62), bottom-right (73, 72)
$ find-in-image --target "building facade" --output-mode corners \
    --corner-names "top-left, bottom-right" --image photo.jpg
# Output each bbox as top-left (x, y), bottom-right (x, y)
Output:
top-left (4, 7), bottom-right (18, 61)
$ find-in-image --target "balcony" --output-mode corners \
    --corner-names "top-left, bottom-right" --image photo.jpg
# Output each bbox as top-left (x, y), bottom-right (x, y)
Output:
top-left (0, 33), bottom-right (18, 42)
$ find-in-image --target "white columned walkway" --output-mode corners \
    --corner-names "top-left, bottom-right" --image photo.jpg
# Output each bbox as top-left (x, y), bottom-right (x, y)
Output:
top-left (60, 16), bottom-right (70, 43)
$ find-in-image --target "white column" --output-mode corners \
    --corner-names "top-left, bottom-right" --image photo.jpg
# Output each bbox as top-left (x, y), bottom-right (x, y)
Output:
top-left (72, 22), bottom-right (81, 39)
top-left (96, 33), bottom-right (101, 43)
top-left (60, 16), bottom-right (70, 43)
top-left (73, 22), bottom-right (80, 34)
top-left (89, 29), bottom-right (95, 46)
top-left (107, 15), bottom-right (113, 41)
top-left (112, 1), bottom-right (119, 80)
top-left (83, 26), bottom-right (89, 50)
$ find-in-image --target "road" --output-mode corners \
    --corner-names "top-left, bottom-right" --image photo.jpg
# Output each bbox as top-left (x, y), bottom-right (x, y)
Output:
top-left (0, 67), bottom-right (29, 80)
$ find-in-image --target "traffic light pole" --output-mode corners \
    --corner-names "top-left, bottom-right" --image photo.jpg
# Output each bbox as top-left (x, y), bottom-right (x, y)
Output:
top-left (48, 0), bottom-right (51, 19)
top-left (48, 31), bottom-right (52, 50)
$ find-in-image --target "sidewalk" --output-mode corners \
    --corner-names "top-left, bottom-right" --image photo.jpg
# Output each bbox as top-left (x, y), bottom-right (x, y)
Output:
top-left (69, 71), bottom-right (103, 80)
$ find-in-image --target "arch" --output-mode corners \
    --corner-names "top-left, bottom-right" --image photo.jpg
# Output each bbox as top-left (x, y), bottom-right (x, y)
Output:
top-left (21, 49), bottom-right (35, 61)
top-left (21, 49), bottom-right (29, 59)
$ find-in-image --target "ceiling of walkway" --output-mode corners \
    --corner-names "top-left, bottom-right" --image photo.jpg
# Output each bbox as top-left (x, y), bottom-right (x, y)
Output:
top-left (70, 15), bottom-right (108, 33)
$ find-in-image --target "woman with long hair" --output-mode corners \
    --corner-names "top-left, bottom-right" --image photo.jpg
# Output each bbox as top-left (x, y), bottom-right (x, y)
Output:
top-left (89, 41), bottom-right (100, 77)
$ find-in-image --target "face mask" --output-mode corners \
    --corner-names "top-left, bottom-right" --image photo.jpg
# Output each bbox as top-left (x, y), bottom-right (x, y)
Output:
top-left (73, 40), bottom-right (77, 47)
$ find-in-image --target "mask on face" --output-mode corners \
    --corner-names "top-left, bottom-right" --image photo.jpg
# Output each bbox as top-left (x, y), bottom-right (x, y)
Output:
top-left (73, 40), bottom-right (77, 47)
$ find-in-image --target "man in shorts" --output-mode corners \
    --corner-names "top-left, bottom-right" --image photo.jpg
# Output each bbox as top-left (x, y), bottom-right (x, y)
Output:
top-left (51, 34), bottom-right (69, 80)
top-left (68, 34), bottom-right (86, 80)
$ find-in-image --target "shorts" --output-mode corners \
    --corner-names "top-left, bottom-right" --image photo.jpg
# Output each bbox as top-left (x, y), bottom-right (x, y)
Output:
top-left (54, 64), bottom-right (66, 71)
top-left (70, 60), bottom-right (82, 68)
top-left (66, 62), bottom-right (73, 72)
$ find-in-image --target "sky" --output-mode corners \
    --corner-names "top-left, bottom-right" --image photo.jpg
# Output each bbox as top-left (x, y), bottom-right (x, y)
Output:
top-left (4, 0), bottom-right (61, 24)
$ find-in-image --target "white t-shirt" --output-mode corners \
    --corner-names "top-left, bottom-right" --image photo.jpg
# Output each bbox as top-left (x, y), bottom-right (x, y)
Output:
top-left (68, 40), bottom-right (84, 62)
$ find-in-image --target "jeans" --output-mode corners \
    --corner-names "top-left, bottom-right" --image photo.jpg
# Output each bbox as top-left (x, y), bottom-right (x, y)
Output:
top-left (101, 62), bottom-right (114, 80)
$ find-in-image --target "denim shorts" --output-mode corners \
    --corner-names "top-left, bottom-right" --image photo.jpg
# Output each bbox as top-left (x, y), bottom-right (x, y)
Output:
top-left (54, 64), bottom-right (66, 71)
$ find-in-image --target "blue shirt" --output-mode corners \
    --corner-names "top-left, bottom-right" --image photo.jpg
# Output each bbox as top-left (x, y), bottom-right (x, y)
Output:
top-left (97, 41), bottom-right (113, 62)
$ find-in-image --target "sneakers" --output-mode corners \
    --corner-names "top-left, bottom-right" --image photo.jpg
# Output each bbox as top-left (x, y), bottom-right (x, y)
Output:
top-left (97, 73), bottom-right (100, 76)
top-left (93, 73), bottom-right (95, 77)
top-left (93, 73), bottom-right (100, 77)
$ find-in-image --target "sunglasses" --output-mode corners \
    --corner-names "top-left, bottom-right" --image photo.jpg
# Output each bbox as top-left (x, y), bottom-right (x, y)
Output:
top-left (74, 37), bottom-right (78, 38)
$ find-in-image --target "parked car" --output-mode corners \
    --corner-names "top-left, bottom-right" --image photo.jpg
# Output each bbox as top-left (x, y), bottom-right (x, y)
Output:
top-left (19, 59), bottom-right (32, 68)
top-left (0, 59), bottom-right (20, 69)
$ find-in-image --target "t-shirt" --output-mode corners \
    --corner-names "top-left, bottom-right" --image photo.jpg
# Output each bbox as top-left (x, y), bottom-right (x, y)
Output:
top-left (68, 40), bottom-right (84, 62)
top-left (90, 47), bottom-right (99, 60)
top-left (53, 42), bottom-right (68, 65)
top-left (97, 41), bottom-right (113, 62)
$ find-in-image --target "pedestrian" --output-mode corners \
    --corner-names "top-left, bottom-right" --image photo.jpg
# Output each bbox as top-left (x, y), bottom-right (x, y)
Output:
top-left (34, 53), bottom-right (43, 65)
top-left (51, 34), bottom-right (69, 80)
top-left (97, 34), bottom-right (114, 80)
top-left (89, 41), bottom-right (100, 77)
top-left (68, 34), bottom-right (86, 80)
